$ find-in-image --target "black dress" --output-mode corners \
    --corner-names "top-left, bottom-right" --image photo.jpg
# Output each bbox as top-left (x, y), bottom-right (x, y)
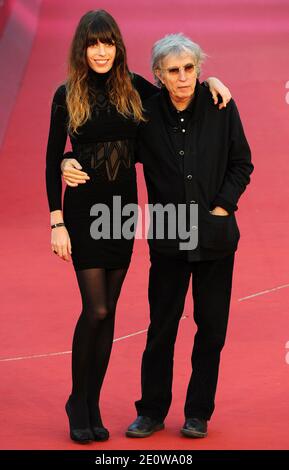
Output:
top-left (45, 70), bottom-right (156, 270)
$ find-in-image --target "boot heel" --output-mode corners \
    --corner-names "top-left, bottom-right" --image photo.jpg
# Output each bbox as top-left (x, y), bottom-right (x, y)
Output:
top-left (65, 400), bottom-right (94, 444)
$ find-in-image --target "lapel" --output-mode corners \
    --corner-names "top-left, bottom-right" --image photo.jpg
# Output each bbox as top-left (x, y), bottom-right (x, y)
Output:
top-left (156, 91), bottom-right (177, 164)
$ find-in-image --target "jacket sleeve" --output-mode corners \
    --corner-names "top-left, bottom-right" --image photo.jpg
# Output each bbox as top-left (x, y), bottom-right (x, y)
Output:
top-left (131, 73), bottom-right (158, 101)
top-left (212, 100), bottom-right (254, 213)
top-left (45, 85), bottom-right (68, 212)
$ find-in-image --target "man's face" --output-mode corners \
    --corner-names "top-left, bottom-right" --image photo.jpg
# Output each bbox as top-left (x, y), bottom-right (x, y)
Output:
top-left (156, 50), bottom-right (197, 103)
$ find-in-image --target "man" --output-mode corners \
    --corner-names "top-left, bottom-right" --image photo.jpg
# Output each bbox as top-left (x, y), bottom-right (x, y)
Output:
top-left (125, 34), bottom-right (253, 438)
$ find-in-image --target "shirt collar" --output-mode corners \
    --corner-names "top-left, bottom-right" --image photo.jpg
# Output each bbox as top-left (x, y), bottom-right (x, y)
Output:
top-left (160, 80), bottom-right (200, 125)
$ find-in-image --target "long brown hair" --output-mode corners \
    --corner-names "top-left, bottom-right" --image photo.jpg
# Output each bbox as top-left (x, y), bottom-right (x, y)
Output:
top-left (66, 10), bottom-right (145, 133)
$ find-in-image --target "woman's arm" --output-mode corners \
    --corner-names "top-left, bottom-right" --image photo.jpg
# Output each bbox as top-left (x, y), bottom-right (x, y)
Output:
top-left (45, 85), bottom-right (72, 261)
top-left (132, 73), bottom-right (232, 109)
top-left (46, 85), bottom-right (68, 214)
top-left (205, 77), bottom-right (232, 109)
top-left (131, 73), bottom-right (158, 100)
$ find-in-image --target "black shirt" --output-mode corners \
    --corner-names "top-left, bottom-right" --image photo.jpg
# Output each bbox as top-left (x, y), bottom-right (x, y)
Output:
top-left (162, 87), bottom-right (196, 174)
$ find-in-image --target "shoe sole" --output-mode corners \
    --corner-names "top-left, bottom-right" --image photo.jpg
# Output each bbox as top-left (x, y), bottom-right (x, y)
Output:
top-left (180, 428), bottom-right (207, 438)
top-left (93, 435), bottom-right (109, 442)
top-left (126, 423), bottom-right (165, 438)
top-left (70, 433), bottom-right (94, 444)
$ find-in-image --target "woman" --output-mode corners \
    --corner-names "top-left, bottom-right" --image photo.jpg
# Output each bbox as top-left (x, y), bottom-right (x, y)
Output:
top-left (46, 9), bottom-right (231, 444)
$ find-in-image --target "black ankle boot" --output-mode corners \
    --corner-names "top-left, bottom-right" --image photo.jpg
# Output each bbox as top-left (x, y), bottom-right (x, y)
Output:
top-left (88, 404), bottom-right (109, 441)
top-left (65, 398), bottom-right (94, 444)
top-left (91, 425), bottom-right (109, 441)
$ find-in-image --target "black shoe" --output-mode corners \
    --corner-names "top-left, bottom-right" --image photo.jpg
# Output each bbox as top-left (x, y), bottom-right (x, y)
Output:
top-left (65, 399), bottom-right (94, 444)
top-left (181, 418), bottom-right (208, 438)
top-left (91, 425), bottom-right (109, 441)
top-left (88, 403), bottom-right (110, 441)
top-left (126, 416), bottom-right (165, 438)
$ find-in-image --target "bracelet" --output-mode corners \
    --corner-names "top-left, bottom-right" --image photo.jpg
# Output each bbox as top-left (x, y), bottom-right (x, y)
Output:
top-left (51, 222), bottom-right (65, 229)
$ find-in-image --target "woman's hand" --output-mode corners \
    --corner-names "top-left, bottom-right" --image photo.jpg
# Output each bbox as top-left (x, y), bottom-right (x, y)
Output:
top-left (61, 158), bottom-right (90, 187)
top-left (51, 225), bottom-right (72, 261)
top-left (206, 77), bottom-right (232, 110)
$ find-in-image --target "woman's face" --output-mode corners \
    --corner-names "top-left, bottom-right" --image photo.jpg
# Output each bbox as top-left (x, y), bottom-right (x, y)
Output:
top-left (86, 40), bottom-right (116, 73)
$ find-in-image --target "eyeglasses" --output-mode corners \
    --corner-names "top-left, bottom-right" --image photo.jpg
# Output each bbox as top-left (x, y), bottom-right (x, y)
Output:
top-left (161, 63), bottom-right (196, 76)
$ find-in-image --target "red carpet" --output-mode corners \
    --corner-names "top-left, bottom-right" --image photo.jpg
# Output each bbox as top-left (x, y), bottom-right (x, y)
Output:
top-left (0, 0), bottom-right (289, 450)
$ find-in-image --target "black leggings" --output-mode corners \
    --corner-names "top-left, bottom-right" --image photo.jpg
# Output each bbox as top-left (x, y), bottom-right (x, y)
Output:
top-left (69, 267), bottom-right (128, 427)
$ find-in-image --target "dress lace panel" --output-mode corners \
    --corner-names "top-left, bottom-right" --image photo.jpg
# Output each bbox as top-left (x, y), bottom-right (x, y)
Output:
top-left (74, 140), bottom-right (133, 181)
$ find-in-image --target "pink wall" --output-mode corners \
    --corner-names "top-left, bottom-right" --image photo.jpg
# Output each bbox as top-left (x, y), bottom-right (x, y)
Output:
top-left (0, 0), bottom-right (15, 36)
top-left (0, 0), bottom-right (43, 147)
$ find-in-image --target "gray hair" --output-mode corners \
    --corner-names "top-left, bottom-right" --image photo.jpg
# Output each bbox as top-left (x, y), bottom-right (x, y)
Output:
top-left (151, 33), bottom-right (207, 86)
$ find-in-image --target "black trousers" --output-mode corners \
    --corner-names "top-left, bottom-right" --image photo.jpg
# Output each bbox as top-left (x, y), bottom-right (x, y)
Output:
top-left (135, 250), bottom-right (235, 421)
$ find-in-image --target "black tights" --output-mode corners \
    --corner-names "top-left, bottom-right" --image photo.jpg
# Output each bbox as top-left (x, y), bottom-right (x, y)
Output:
top-left (68, 267), bottom-right (128, 428)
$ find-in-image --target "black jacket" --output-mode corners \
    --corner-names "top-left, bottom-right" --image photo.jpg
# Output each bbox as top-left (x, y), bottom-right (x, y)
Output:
top-left (137, 80), bottom-right (254, 261)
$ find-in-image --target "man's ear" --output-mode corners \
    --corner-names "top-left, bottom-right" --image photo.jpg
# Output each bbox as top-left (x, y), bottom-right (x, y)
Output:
top-left (155, 68), bottom-right (164, 85)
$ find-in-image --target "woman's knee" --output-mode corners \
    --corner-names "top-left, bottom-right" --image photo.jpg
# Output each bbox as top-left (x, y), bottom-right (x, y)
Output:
top-left (85, 306), bottom-right (109, 325)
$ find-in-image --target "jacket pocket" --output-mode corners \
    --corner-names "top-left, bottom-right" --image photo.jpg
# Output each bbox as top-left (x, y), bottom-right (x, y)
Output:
top-left (199, 210), bottom-right (240, 251)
